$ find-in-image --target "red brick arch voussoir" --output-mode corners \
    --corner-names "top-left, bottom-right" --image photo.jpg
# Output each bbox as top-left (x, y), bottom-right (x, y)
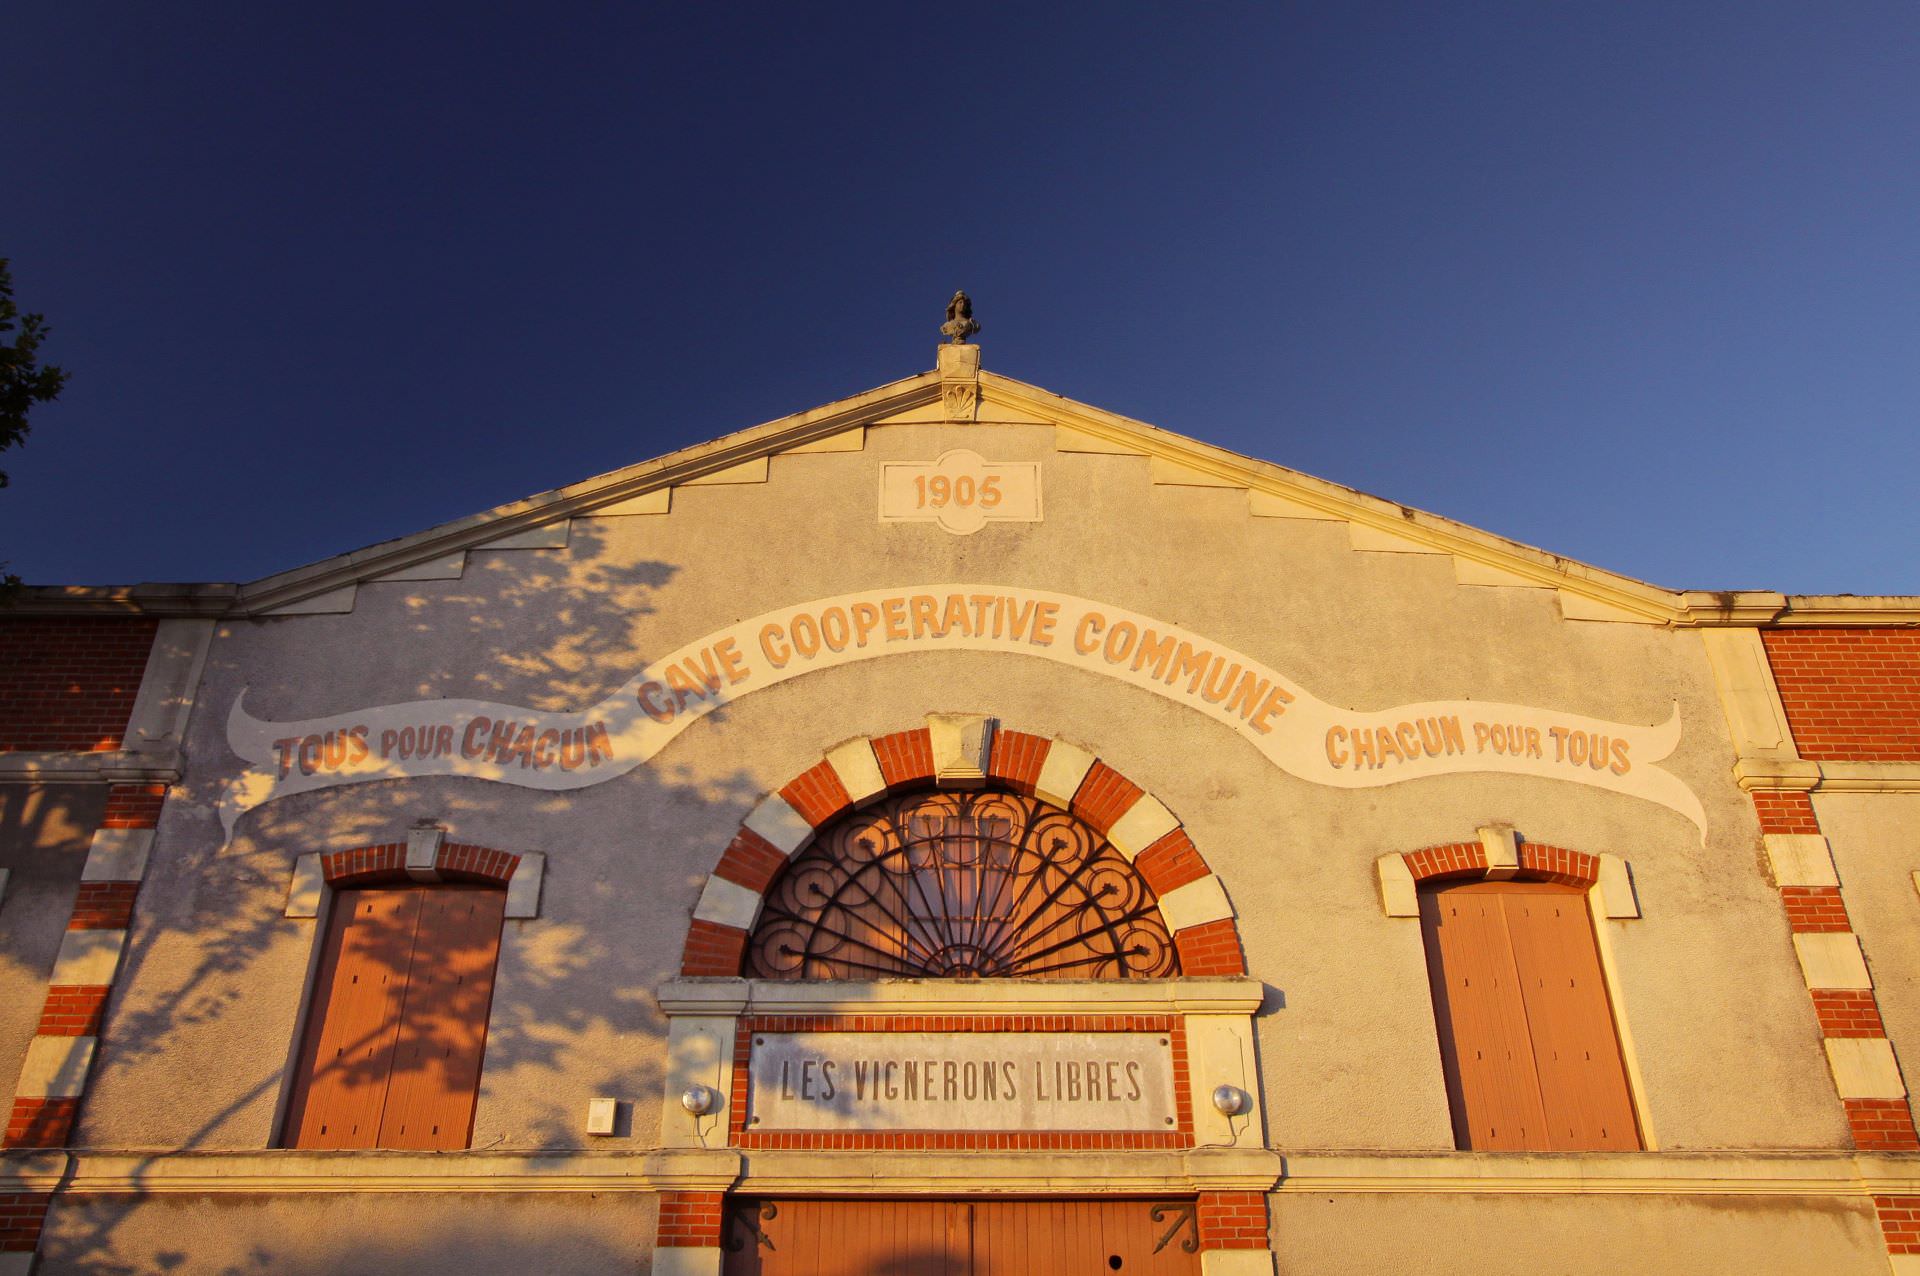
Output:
top-left (1401, 838), bottom-right (1600, 887)
top-left (321, 840), bottom-right (522, 888)
top-left (679, 722), bottom-right (1247, 978)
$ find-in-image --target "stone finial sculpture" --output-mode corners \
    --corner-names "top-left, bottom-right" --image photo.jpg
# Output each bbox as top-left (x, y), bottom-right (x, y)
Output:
top-left (941, 291), bottom-right (981, 344)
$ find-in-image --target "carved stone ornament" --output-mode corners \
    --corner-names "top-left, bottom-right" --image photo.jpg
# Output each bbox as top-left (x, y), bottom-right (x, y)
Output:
top-left (942, 381), bottom-right (979, 421)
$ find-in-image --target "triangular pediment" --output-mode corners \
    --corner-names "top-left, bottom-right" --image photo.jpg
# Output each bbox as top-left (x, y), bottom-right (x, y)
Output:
top-left (77, 356), bottom-right (1877, 627)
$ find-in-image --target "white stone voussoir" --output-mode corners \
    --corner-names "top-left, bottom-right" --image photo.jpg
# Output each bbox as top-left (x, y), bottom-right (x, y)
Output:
top-left (1376, 853), bottom-right (1419, 918)
top-left (1159, 875), bottom-right (1234, 932)
top-left (1477, 825), bottom-right (1520, 878)
top-left (693, 874), bottom-right (764, 931)
top-left (927, 712), bottom-right (995, 785)
top-left (285, 853), bottom-right (325, 918)
top-left (405, 824), bottom-right (445, 879)
top-left (1106, 794), bottom-right (1180, 862)
top-left (825, 739), bottom-right (887, 806)
top-left (744, 793), bottom-right (813, 855)
top-left (1595, 855), bottom-right (1640, 919)
top-left (1034, 740), bottom-right (1096, 810)
top-left (505, 851), bottom-right (546, 918)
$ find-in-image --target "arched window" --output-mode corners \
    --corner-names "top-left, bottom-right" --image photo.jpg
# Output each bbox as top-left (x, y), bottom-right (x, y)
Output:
top-left (746, 788), bottom-right (1178, 979)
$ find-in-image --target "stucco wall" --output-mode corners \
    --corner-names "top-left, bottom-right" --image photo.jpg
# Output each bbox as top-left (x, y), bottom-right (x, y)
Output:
top-left (77, 419), bottom-right (1843, 1153)
top-left (1267, 1188), bottom-right (1884, 1275)
top-left (0, 783), bottom-right (101, 1097)
top-left (37, 1190), bottom-right (656, 1275)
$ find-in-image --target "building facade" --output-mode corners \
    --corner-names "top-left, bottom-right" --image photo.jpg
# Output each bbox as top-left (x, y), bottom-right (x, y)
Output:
top-left (3, 343), bottom-right (1920, 1273)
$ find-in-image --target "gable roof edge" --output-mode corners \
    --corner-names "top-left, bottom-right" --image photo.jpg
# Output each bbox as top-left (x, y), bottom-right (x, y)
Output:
top-left (224, 369), bottom-right (945, 615)
top-left (982, 372), bottom-right (1698, 627)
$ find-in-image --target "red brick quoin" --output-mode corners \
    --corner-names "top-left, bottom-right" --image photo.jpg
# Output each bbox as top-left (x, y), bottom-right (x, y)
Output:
top-left (1744, 788), bottom-right (1920, 1161)
top-left (3, 1098), bottom-right (80, 1151)
top-left (1196, 1190), bottom-right (1271, 1250)
top-left (0, 1191), bottom-right (53, 1254)
top-left (655, 1191), bottom-right (725, 1247)
top-left (679, 726), bottom-right (1246, 978)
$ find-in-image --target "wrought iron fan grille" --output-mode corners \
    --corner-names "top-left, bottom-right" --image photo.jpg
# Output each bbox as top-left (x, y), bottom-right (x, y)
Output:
top-left (746, 789), bottom-right (1178, 980)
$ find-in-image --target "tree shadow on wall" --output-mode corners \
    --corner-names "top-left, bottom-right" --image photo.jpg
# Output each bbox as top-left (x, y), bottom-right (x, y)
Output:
top-left (59, 519), bottom-right (763, 1269)
top-left (37, 1195), bottom-right (658, 1275)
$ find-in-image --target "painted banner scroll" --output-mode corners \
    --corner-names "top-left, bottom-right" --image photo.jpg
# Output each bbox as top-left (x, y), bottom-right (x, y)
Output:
top-left (222, 584), bottom-right (1705, 838)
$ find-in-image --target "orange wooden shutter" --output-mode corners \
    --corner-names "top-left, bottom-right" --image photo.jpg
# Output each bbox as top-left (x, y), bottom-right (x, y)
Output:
top-left (283, 888), bottom-right (423, 1149)
top-left (1502, 885), bottom-right (1640, 1150)
top-left (283, 885), bottom-right (505, 1150)
top-left (1419, 885), bottom-right (1549, 1150)
top-left (1420, 881), bottom-right (1640, 1151)
top-left (378, 889), bottom-right (507, 1149)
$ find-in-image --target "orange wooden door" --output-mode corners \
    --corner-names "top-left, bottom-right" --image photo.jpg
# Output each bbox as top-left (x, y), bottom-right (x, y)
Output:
top-left (722, 1199), bottom-right (1204, 1275)
top-left (1420, 880), bottom-right (1640, 1151)
top-left (970, 1198), bottom-right (1202, 1275)
top-left (282, 885), bottom-right (505, 1150)
top-left (378, 888), bottom-right (507, 1149)
top-left (283, 888), bottom-right (423, 1148)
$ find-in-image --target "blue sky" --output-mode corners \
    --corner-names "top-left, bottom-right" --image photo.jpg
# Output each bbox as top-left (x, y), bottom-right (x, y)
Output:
top-left (5, 3), bottom-right (1917, 593)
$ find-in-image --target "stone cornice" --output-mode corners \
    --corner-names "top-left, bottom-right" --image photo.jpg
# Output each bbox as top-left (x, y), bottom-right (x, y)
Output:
top-left (1682, 592), bottom-right (1920, 628)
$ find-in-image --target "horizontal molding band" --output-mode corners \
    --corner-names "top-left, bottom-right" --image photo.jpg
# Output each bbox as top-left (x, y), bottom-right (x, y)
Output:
top-left (2, 1148), bottom-right (740, 1195)
top-left (9, 1148), bottom-right (1920, 1199)
top-left (0, 750), bottom-right (181, 784)
top-left (735, 1149), bottom-right (1281, 1194)
top-left (1278, 1151), bottom-right (1903, 1196)
top-left (1813, 762), bottom-right (1920, 794)
top-left (656, 976), bottom-right (1267, 1016)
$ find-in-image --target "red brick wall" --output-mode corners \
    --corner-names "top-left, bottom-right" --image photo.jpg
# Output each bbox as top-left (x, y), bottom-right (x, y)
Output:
top-left (1196, 1191), bottom-right (1270, 1249)
top-left (1173, 918), bottom-right (1246, 976)
top-left (655, 1191), bottom-right (724, 1246)
top-left (0, 618), bottom-right (156, 752)
top-left (1762, 628), bottom-right (1920, 761)
top-left (0, 1190), bottom-right (51, 1253)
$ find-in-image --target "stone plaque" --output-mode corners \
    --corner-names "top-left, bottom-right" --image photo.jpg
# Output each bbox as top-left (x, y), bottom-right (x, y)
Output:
top-left (878, 449), bottom-right (1042, 535)
top-left (745, 1032), bottom-right (1177, 1133)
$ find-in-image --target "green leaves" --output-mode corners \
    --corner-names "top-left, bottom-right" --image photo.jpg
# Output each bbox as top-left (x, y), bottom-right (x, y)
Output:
top-left (0, 257), bottom-right (69, 490)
